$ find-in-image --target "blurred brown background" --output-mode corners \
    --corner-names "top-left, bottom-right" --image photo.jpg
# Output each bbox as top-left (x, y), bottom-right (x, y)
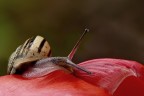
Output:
top-left (0, 0), bottom-right (144, 75)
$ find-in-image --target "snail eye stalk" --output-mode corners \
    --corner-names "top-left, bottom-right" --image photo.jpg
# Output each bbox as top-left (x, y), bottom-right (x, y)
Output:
top-left (68, 28), bottom-right (89, 60)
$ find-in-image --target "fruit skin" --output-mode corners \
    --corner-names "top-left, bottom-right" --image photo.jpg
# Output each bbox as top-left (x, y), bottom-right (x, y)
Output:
top-left (75, 58), bottom-right (144, 95)
top-left (1, 58), bottom-right (144, 96)
top-left (113, 76), bottom-right (144, 96)
top-left (0, 70), bottom-right (110, 96)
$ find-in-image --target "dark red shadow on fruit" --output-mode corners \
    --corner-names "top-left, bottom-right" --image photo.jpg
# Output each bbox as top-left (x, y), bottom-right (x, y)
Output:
top-left (113, 76), bottom-right (144, 96)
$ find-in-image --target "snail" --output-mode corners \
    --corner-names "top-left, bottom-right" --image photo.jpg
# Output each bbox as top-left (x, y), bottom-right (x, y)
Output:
top-left (7, 29), bottom-right (91, 76)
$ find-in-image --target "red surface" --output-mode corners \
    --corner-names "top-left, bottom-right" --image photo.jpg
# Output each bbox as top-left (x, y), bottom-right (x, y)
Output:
top-left (1, 58), bottom-right (144, 96)
top-left (113, 76), bottom-right (144, 96)
top-left (75, 58), bottom-right (144, 95)
top-left (0, 70), bottom-right (109, 96)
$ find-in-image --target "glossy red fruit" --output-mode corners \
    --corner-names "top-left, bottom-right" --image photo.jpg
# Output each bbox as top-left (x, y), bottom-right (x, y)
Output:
top-left (113, 76), bottom-right (144, 96)
top-left (0, 70), bottom-right (110, 96)
top-left (1, 58), bottom-right (144, 96)
top-left (75, 58), bottom-right (144, 95)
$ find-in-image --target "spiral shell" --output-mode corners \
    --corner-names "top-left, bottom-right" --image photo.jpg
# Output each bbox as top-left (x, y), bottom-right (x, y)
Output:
top-left (7, 36), bottom-right (51, 74)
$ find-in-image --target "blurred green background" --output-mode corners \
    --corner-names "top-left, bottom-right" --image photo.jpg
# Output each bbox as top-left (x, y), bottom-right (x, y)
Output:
top-left (0, 0), bottom-right (144, 75)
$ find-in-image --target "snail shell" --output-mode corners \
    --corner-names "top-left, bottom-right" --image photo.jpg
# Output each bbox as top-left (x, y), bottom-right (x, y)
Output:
top-left (7, 36), bottom-right (51, 74)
